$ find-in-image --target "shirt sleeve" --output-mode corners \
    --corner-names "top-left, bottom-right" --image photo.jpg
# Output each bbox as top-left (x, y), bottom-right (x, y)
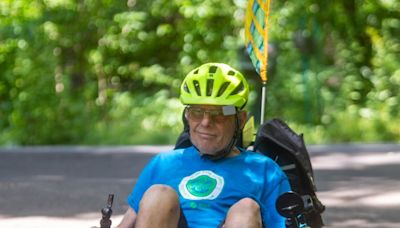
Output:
top-left (261, 161), bottom-right (291, 228)
top-left (127, 155), bottom-right (161, 212)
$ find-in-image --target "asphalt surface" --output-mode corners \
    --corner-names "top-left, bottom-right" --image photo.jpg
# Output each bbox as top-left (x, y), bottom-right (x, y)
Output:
top-left (0, 144), bottom-right (400, 228)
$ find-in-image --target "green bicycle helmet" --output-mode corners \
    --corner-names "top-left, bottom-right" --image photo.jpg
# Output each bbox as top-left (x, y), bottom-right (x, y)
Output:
top-left (180, 63), bottom-right (249, 109)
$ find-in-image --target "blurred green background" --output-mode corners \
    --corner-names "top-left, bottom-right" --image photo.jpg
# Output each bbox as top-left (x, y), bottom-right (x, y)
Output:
top-left (0, 0), bottom-right (399, 145)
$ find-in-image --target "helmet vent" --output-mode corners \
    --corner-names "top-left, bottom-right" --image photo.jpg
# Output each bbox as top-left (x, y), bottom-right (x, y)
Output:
top-left (193, 80), bottom-right (201, 96)
top-left (227, 70), bottom-right (235, 76)
top-left (206, 79), bottom-right (214, 96)
top-left (230, 82), bottom-right (244, 95)
top-left (183, 82), bottom-right (190, 93)
top-left (193, 69), bottom-right (199, 74)
top-left (217, 82), bottom-right (230, 97)
top-left (209, 66), bottom-right (218, 74)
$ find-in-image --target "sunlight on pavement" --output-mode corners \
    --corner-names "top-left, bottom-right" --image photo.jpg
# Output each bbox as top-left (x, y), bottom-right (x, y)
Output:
top-left (329, 219), bottom-right (400, 228)
top-left (319, 189), bottom-right (400, 208)
top-left (0, 214), bottom-right (124, 228)
top-left (361, 191), bottom-right (400, 207)
top-left (312, 151), bottom-right (400, 170)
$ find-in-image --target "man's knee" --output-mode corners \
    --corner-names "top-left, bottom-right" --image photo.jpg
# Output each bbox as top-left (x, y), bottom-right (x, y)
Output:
top-left (232, 198), bottom-right (261, 213)
top-left (136, 185), bottom-right (182, 227)
top-left (224, 198), bottom-right (262, 227)
top-left (143, 184), bottom-right (179, 198)
top-left (140, 184), bottom-right (180, 209)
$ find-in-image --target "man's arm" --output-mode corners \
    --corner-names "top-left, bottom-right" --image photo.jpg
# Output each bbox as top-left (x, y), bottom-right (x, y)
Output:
top-left (115, 207), bottom-right (137, 228)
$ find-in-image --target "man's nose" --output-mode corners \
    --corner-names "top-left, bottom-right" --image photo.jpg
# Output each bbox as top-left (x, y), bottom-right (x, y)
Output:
top-left (200, 112), bottom-right (213, 126)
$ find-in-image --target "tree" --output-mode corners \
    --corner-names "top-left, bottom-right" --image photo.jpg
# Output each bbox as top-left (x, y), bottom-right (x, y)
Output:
top-left (0, 0), bottom-right (398, 145)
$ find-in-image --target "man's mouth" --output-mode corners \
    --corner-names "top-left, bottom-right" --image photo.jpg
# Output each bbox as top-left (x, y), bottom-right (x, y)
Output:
top-left (196, 131), bottom-right (216, 139)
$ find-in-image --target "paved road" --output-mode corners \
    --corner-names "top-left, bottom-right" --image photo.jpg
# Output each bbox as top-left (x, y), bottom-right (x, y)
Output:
top-left (0, 144), bottom-right (400, 228)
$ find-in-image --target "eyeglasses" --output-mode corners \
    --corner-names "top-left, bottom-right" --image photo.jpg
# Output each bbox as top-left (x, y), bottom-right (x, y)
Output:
top-left (185, 106), bottom-right (236, 122)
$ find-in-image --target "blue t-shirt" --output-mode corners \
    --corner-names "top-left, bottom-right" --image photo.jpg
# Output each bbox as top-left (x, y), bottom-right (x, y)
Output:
top-left (127, 146), bottom-right (290, 228)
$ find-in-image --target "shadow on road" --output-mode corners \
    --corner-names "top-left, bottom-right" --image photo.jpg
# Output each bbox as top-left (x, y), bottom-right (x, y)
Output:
top-left (1, 145), bottom-right (400, 228)
top-left (311, 148), bottom-right (400, 227)
top-left (0, 149), bottom-right (155, 217)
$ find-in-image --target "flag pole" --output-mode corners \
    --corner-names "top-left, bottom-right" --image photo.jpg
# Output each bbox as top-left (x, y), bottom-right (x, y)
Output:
top-left (260, 82), bottom-right (267, 125)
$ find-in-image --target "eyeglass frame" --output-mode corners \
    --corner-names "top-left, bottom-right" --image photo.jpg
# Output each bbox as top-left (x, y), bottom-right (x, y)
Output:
top-left (185, 105), bottom-right (237, 122)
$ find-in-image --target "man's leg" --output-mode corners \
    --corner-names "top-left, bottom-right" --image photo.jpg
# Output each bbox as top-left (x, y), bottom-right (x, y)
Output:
top-left (135, 184), bottom-right (181, 228)
top-left (222, 198), bottom-right (262, 228)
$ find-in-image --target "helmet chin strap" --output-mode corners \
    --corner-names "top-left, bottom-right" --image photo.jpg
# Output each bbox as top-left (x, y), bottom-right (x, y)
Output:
top-left (197, 113), bottom-right (241, 161)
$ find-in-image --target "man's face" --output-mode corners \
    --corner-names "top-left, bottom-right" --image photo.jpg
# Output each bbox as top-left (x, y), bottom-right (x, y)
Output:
top-left (185, 105), bottom-right (246, 156)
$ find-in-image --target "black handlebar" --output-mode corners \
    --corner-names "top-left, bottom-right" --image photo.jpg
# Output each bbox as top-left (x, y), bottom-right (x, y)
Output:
top-left (100, 194), bottom-right (114, 228)
top-left (276, 191), bottom-right (309, 228)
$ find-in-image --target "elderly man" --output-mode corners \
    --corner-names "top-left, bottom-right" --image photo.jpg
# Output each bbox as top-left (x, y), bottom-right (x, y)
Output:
top-left (116, 63), bottom-right (290, 228)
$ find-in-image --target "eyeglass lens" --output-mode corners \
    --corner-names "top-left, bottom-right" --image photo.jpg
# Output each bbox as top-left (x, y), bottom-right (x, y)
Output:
top-left (187, 107), bottom-right (231, 122)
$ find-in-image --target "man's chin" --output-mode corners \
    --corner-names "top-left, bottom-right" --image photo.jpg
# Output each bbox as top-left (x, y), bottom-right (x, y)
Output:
top-left (195, 146), bottom-right (220, 156)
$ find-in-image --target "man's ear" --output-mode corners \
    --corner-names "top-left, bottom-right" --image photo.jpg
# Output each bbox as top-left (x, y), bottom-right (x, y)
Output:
top-left (238, 111), bottom-right (247, 129)
top-left (183, 109), bottom-right (190, 130)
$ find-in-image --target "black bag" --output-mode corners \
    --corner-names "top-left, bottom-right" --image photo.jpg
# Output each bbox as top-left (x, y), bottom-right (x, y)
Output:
top-left (253, 118), bottom-right (325, 228)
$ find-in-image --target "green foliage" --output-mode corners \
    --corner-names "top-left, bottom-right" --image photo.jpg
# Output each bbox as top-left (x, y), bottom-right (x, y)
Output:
top-left (86, 90), bottom-right (184, 145)
top-left (0, 0), bottom-right (399, 145)
top-left (264, 0), bottom-right (400, 143)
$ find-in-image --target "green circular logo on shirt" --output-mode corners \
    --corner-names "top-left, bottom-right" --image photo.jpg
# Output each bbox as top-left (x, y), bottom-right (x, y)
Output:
top-left (179, 170), bottom-right (224, 200)
top-left (186, 175), bottom-right (217, 197)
